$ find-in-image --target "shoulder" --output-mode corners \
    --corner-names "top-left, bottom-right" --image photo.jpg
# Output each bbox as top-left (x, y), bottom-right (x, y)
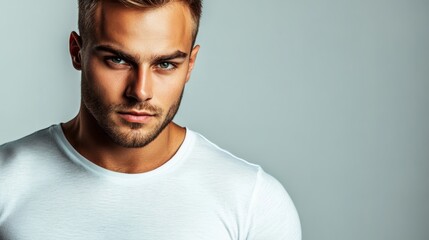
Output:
top-left (186, 130), bottom-right (302, 239)
top-left (185, 130), bottom-right (264, 189)
top-left (0, 126), bottom-right (56, 163)
top-left (0, 125), bottom-right (68, 221)
top-left (245, 168), bottom-right (302, 239)
top-left (188, 130), bottom-right (260, 174)
top-left (0, 125), bottom-right (62, 185)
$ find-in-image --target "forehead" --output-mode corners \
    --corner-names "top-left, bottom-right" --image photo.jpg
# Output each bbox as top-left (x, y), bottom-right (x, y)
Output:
top-left (91, 1), bottom-right (194, 54)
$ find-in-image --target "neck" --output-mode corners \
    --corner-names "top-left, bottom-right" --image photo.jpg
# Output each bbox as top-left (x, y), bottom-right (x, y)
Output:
top-left (61, 106), bottom-right (186, 174)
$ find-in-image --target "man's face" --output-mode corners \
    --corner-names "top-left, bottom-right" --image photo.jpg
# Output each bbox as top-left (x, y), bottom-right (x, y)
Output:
top-left (71, 1), bottom-right (199, 147)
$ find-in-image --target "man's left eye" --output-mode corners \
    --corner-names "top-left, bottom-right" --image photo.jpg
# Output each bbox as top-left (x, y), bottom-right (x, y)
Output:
top-left (157, 62), bottom-right (175, 70)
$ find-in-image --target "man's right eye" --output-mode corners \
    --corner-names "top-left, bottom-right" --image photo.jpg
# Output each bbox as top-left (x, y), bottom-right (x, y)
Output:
top-left (108, 57), bottom-right (127, 65)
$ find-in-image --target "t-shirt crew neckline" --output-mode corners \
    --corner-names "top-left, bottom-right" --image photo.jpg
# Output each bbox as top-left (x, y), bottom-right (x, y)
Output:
top-left (50, 124), bottom-right (196, 181)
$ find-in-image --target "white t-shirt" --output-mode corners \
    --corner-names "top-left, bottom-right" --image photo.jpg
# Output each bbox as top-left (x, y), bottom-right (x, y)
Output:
top-left (0, 125), bottom-right (301, 240)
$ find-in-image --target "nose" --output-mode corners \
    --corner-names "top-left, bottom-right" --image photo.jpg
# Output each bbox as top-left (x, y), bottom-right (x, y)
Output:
top-left (125, 67), bottom-right (153, 101)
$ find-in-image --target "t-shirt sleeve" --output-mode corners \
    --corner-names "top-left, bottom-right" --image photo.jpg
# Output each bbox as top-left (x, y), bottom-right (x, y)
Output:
top-left (245, 168), bottom-right (302, 240)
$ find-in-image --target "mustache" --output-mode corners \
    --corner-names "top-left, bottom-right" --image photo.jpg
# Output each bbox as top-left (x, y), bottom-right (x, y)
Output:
top-left (110, 101), bottom-right (162, 114)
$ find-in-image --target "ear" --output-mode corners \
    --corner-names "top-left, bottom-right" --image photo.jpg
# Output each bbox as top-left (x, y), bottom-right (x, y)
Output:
top-left (69, 31), bottom-right (83, 70)
top-left (185, 45), bottom-right (200, 83)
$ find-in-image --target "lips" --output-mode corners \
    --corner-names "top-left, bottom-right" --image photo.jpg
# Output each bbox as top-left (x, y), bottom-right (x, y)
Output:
top-left (117, 111), bottom-right (156, 123)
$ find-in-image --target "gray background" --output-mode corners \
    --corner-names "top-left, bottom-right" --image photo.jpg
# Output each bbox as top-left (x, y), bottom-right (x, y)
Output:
top-left (1, 0), bottom-right (428, 239)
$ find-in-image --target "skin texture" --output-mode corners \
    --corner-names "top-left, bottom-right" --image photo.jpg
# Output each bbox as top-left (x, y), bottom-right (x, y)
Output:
top-left (64, 1), bottom-right (200, 173)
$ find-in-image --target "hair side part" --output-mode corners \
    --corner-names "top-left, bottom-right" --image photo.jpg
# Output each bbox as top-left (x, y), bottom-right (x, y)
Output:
top-left (78, 0), bottom-right (202, 48)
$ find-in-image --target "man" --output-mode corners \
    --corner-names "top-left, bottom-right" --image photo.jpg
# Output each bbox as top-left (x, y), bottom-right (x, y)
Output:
top-left (0, 0), bottom-right (301, 239)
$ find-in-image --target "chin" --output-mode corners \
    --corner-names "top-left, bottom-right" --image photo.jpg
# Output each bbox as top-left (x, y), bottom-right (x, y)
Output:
top-left (103, 119), bottom-right (168, 148)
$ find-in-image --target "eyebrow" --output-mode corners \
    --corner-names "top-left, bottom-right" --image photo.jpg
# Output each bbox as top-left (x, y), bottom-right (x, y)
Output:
top-left (93, 45), bottom-right (188, 64)
top-left (152, 51), bottom-right (188, 63)
top-left (94, 45), bottom-right (139, 63)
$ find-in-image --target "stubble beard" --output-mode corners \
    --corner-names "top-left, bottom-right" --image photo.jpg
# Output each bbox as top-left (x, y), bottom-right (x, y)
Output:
top-left (81, 79), bottom-right (184, 148)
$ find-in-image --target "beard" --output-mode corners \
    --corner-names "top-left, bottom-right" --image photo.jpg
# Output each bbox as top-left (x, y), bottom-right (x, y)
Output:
top-left (81, 79), bottom-right (184, 148)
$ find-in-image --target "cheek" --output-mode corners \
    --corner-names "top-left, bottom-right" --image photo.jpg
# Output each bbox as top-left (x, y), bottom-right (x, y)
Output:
top-left (153, 73), bottom-right (187, 103)
top-left (85, 60), bottom-right (129, 102)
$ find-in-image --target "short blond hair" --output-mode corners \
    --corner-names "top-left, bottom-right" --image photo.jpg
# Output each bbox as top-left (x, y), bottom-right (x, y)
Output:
top-left (78, 0), bottom-right (202, 47)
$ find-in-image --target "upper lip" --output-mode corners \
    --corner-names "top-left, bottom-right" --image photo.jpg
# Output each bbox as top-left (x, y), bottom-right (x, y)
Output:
top-left (118, 111), bottom-right (155, 116)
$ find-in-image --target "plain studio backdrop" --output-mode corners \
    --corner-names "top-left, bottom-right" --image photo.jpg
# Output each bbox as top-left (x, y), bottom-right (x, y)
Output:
top-left (1, 1), bottom-right (428, 239)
